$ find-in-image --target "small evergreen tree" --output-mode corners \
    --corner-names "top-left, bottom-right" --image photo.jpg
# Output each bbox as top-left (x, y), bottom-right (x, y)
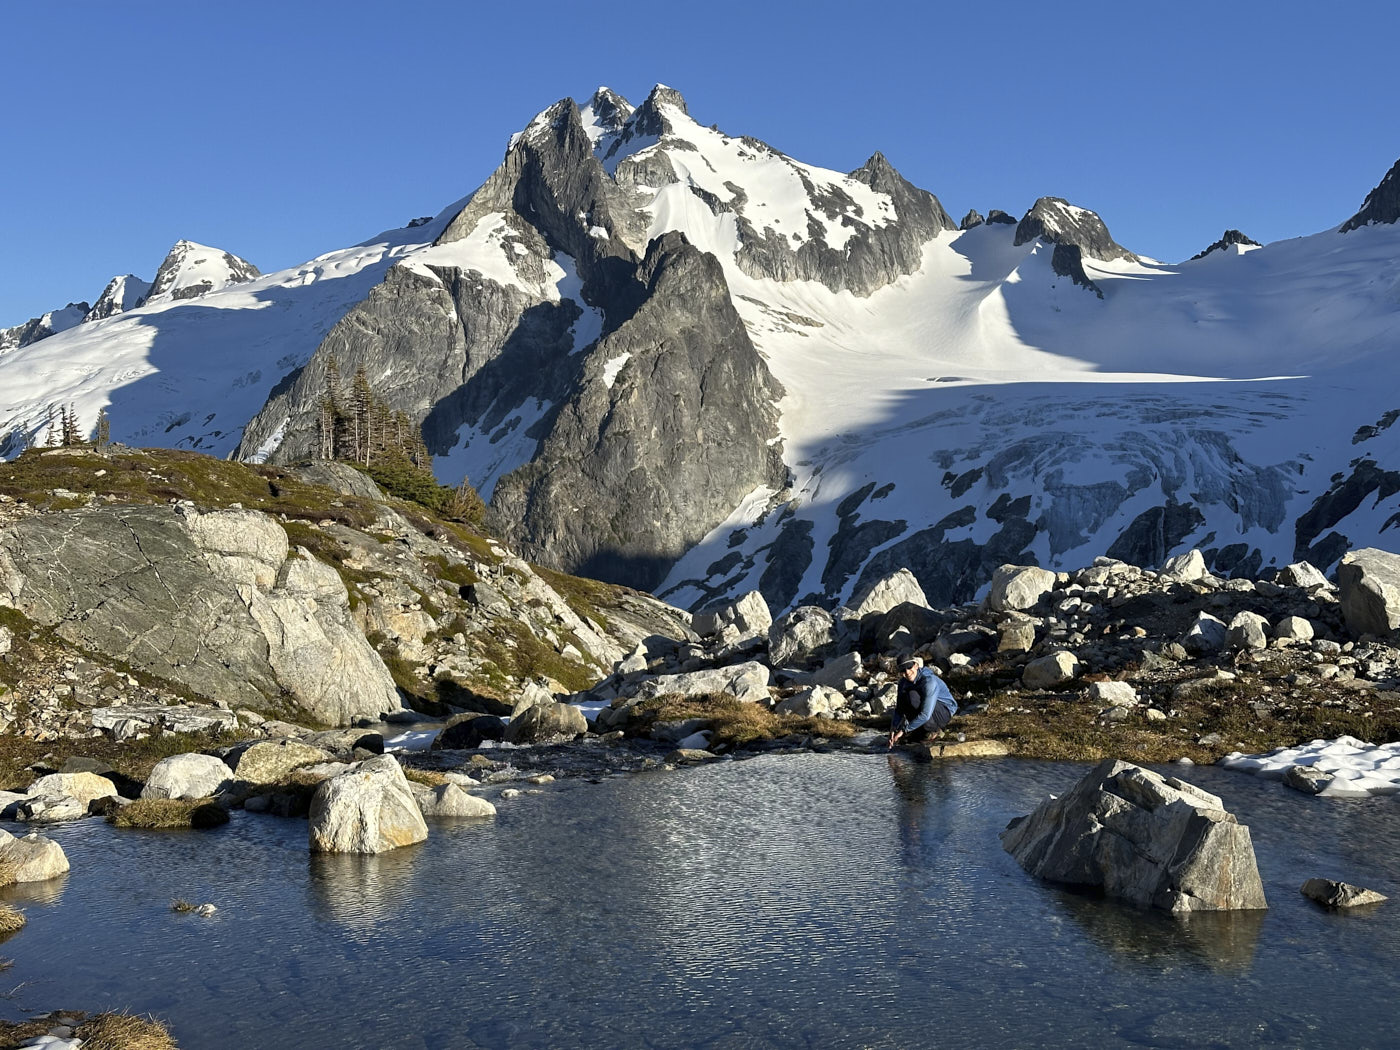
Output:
top-left (95, 406), bottom-right (111, 451)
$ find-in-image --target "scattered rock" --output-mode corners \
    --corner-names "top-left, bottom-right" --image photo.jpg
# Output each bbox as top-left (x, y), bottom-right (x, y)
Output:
top-left (1022, 650), bottom-right (1080, 689)
top-left (0, 829), bottom-right (70, 882)
top-left (141, 753), bottom-right (233, 800)
top-left (1300, 878), bottom-right (1388, 908)
top-left (986, 565), bottom-right (1056, 612)
top-left (308, 756), bottom-right (428, 854)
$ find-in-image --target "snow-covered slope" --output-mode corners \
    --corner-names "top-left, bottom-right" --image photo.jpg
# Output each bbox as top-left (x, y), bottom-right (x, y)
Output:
top-left (2, 86), bottom-right (1399, 613)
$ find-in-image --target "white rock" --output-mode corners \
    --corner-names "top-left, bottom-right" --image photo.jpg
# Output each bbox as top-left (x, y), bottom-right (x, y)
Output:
top-left (1338, 548), bottom-right (1400, 637)
top-left (849, 569), bottom-right (930, 619)
top-left (141, 753), bottom-right (233, 800)
top-left (413, 781), bottom-right (496, 819)
top-left (0, 828), bottom-right (70, 882)
top-left (986, 565), bottom-right (1057, 613)
top-left (1022, 651), bottom-right (1080, 689)
top-left (1161, 549), bottom-right (1208, 583)
top-left (1227, 611), bottom-right (1271, 651)
top-left (1274, 616), bottom-right (1315, 643)
top-left (28, 772), bottom-right (117, 808)
top-left (308, 756), bottom-right (428, 854)
top-left (774, 685), bottom-right (846, 718)
top-left (1183, 612), bottom-right (1228, 655)
top-left (1086, 681), bottom-right (1139, 708)
top-left (693, 590), bottom-right (772, 639)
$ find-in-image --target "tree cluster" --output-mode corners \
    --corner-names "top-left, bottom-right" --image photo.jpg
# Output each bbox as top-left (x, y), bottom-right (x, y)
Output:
top-left (44, 404), bottom-right (109, 449)
top-left (315, 360), bottom-right (430, 469)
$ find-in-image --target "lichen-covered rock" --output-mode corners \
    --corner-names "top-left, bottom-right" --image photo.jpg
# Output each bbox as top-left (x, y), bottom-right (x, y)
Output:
top-left (308, 756), bottom-right (428, 854)
top-left (1001, 759), bottom-right (1268, 912)
top-left (1274, 616), bottom-right (1315, 643)
top-left (141, 753), bottom-right (234, 801)
top-left (234, 740), bottom-right (334, 785)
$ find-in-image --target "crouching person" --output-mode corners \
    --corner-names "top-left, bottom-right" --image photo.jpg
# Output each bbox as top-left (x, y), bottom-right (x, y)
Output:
top-left (888, 656), bottom-right (958, 748)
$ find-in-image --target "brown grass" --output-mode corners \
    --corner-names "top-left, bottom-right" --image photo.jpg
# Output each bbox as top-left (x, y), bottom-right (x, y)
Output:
top-left (108, 798), bottom-right (229, 830)
top-left (0, 728), bottom-right (243, 793)
top-left (642, 695), bottom-right (859, 749)
top-left (75, 1012), bottom-right (178, 1050)
top-left (0, 903), bottom-right (25, 936)
top-left (401, 767), bottom-right (448, 787)
top-left (0, 858), bottom-right (20, 890)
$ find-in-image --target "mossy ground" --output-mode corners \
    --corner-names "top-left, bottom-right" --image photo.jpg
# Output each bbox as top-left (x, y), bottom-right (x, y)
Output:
top-left (0, 728), bottom-right (242, 793)
top-left (108, 798), bottom-right (230, 830)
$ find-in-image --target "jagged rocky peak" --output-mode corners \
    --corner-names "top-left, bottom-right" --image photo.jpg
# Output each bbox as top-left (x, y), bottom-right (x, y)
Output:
top-left (581, 86), bottom-right (634, 140)
top-left (1014, 197), bottom-right (1136, 262)
top-left (1190, 229), bottom-right (1262, 261)
top-left (849, 151), bottom-right (955, 234)
top-left (1340, 156), bottom-right (1400, 232)
top-left (142, 240), bottom-right (260, 305)
top-left (986, 209), bottom-right (1017, 224)
top-left (0, 301), bottom-right (89, 351)
top-left (84, 273), bottom-right (153, 322)
top-left (960, 209), bottom-right (984, 230)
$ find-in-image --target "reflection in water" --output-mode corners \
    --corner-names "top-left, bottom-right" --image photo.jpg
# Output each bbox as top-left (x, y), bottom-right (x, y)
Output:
top-left (0, 757), bottom-right (1397, 1050)
top-left (1, 874), bottom-right (66, 907)
top-left (1050, 887), bottom-right (1266, 974)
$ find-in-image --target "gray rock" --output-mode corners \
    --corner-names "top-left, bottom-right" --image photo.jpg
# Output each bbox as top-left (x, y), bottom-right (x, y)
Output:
top-left (1183, 612), bottom-right (1228, 655)
top-left (959, 209), bottom-right (984, 230)
top-left (0, 625), bottom-right (10, 655)
top-left (432, 714), bottom-right (505, 750)
top-left (1190, 229), bottom-right (1262, 260)
top-left (774, 684), bottom-right (846, 718)
top-left (410, 781), bottom-right (496, 819)
top-left (768, 606), bottom-right (835, 666)
top-left (633, 661), bottom-right (771, 705)
top-left (1340, 156), bottom-right (1400, 232)
top-left (986, 565), bottom-right (1056, 612)
top-left (1300, 878), bottom-right (1388, 908)
top-left (1283, 765), bottom-right (1333, 794)
top-left (1277, 561), bottom-right (1331, 590)
top-left (849, 568), bottom-right (930, 620)
top-left (90, 704), bottom-right (238, 736)
top-left (1013, 198), bottom-right (1137, 296)
top-left (1022, 651), bottom-right (1080, 689)
top-left (1001, 759), bottom-right (1268, 912)
top-left (28, 773), bottom-right (117, 809)
top-left (0, 505), bottom-right (402, 726)
top-left (693, 590), bottom-right (771, 639)
top-left (1338, 548), bottom-right (1400, 637)
top-left (811, 651), bottom-right (863, 690)
top-left (1274, 616), bottom-right (1315, 643)
top-left (141, 754), bottom-right (234, 800)
top-left (502, 702), bottom-right (588, 744)
top-left (15, 795), bottom-right (90, 823)
top-left (0, 828), bottom-right (70, 882)
top-left (1227, 611), bottom-right (1270, 651)
top-left (1086, 681), bottom-right (1138, 708)
top-left (308, 755), bottom-right (428, 854)
top-left (234, 740), bottom-right (334, 785)
top-left (998, 621), bottom-right (1038, 653)
top-left (1161, 549), bottom-right (1209, 583)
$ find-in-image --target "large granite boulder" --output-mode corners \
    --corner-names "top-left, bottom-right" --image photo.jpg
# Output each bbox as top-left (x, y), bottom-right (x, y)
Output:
top-left (234, 740), bottom-right (334, 785)
top-left (502, 701), bottom-right (589, 744)
top-left (849, 568), bottom-right (930, 620)
top-left (985, 565), bottom-right (1056, 613)
top-left (1337, 548), bottom-right (1400, 637)
top-left (768, 606), bottom-right (835, 666)
top-left (409, 781), bottom-right (497, 819)
top-left (1022, 651), bottom-right (1080, 689)
top-left (28, 772), bottom-right (117, 809)
top-left (1000, 759), bottom-right (1268, 912)
top-left (141, 753), bottom-right (234, 800)
top-left (308, 756), bottom-right (428, 854)
top-left (632, 661), bottom-right (771, 705)
top-left (693, 590), bottom-right (771, 639)
top-left (0, 829), bottom-right (70, 882)
top-left (0, 505), bottom-right (403, 726)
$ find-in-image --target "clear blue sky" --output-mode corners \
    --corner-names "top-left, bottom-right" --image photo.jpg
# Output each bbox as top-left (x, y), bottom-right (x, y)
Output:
top-left (2, 0), bottom-right (1396, 324)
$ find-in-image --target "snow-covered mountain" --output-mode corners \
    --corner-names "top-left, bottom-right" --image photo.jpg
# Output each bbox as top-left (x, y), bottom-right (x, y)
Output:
top-left (3, 85), bottom-right (1399, 614)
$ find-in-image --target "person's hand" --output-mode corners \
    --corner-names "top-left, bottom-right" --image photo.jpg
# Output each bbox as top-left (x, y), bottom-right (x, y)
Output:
top-left (888, 729), bottom-right (903, 749)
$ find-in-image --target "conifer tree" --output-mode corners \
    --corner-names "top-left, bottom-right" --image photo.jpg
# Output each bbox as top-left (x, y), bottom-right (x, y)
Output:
top-left (95, 406), bottom-right (111, 451)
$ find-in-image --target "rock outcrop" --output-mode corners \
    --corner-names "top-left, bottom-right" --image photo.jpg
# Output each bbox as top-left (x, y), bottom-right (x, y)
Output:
top-left (1190, 229), bottom-right (1261, 260)
top-left (1014, 197), bottom-right (1137, 296)
top-left (1337, 547), bottom-right (1400, 637)
top-left (1340, 156), bottom-right (1400, 232)
top-left (1001, 759), bottom-right (1268, 912)
top-left (0, 504), bottom-right (402, 726)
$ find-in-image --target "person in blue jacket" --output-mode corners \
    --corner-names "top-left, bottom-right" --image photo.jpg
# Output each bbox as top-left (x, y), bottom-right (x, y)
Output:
top-left (888, 656), bottom-right (958, 748)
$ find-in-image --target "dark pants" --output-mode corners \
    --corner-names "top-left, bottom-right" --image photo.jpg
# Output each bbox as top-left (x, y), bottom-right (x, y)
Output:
top-left (904, 704), bottom-right (954, 743)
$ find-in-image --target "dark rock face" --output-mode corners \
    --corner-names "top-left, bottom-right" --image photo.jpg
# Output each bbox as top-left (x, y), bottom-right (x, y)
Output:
top-left (1294, 459), bottom-right (1400, 567)
top-left (490, 232), bottom-right (787, 591)
top-left (986, 209), bottom-right (1017, 225)
top-left (959, 209), bottom-right (984, 230)
top-left (1190, 229), bottom-right (1262, 260)
top-left (1340, 156), bottom-right (1400, 232)
top-left (1108, 502), bottom-right (1207, 567)
top-left (84, 275), bottom-right (152, 322)
top-left (0, 303), bottom-right (89, 351)
top-left (1014, 198), bottom-right (1137, 297)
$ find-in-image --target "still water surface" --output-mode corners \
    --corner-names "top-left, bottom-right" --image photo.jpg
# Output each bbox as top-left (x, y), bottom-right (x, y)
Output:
top-left (3, 754), bottom-right (1399, 1049)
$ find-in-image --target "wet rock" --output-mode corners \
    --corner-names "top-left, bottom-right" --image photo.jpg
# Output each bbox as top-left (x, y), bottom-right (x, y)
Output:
top-left (308, 755), bottom-right (428, 854)
top-left (1283, 765), bottom-right (1333, 794)
top-left (0, 828), bottom-right (70, 882)
top-left (410, 781), bottom-right (496, 819)
top-left (1300, 878), bottom-right (1387, 908)
top-left (1001, 759), bottom-right (1268, 912)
